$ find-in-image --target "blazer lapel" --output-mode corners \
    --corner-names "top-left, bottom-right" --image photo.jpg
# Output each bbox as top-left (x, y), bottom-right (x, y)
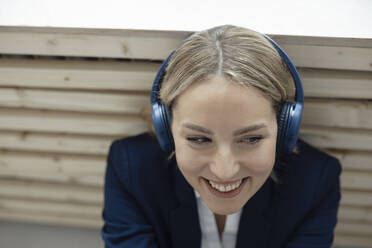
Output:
top-left (170, 164), bottom-right (201, 248)
top-left (235, 177), bottom-right (274, 248)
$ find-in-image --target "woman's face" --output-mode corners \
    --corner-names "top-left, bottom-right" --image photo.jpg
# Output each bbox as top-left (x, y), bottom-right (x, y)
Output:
top-left (171, 76), bottom-right (278, 215)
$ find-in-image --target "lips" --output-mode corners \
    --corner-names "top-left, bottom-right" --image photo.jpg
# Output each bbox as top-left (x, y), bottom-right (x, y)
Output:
top-left (209, 179), bottom-right (242, 192)
top-left (203, 177), bottom-right (249, 198)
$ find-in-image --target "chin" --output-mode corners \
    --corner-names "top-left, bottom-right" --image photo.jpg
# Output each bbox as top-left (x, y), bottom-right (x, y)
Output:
top-left (208, 202), bottom-right (244, 215)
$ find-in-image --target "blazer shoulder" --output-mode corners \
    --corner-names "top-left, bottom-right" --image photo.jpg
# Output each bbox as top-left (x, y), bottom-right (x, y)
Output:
top-left (107, 132), bottom-right (171, 188)
top-left (295, 139), bottom-right (342, 173)
top-left (276, 139), bottom-right (342, 194)
top-left (270, 140), bottom-right (342, 245)
top-left (295, 138), bottom-right (342, 186)
top-left (110, 132), bottom-right (159, 151)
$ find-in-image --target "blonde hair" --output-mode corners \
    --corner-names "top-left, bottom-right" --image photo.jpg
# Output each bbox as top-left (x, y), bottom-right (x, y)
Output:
top-left (141, 25), bottom-right (296, 184)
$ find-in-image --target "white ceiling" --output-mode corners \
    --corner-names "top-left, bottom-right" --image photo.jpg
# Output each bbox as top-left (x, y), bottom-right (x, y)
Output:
top-left (1, 0), bottom-right (371, 38)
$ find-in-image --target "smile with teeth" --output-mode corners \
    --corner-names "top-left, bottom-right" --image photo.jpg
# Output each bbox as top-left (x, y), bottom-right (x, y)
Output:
top-left (208, 179), bottom-right (243, 192)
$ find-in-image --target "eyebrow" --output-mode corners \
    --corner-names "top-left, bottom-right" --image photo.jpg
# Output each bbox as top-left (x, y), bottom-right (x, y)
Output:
top-left (182, 123), bottom-right (267, 136)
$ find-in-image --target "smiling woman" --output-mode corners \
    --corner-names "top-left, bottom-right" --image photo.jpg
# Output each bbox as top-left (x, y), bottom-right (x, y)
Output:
top-left (171, 76), bottom-right (278, 216)
top-left (101, 25), bottom-right (342, 248)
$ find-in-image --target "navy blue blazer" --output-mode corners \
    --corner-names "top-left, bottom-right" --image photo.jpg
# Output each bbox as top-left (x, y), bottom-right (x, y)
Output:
top-left (101, 132), bottom-right (342, 248)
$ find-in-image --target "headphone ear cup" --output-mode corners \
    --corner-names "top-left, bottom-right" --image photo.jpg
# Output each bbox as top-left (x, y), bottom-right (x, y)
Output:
top-left (151, 102), bottom-right (174, 153)
top-left (277, 102), bottom-right (293, 154)
top-left (163, 104), bottom-right (174, 148)
top-left (150, 51), bottom-right (176, 153)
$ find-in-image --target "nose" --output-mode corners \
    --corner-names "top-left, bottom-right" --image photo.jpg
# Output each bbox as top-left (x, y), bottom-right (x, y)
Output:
top-left (209, 145), bottom-right (240, 181)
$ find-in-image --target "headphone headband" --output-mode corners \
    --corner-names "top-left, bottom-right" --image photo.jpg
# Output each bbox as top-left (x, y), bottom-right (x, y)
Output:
top-left (151, 51), bottom-right (175, 105)
top-left (151, 28), bottom-right (304, 154)
top-left (262, 34), bottom-right (304, 107)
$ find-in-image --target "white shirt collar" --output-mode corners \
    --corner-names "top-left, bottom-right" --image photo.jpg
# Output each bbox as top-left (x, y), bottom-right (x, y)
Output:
top-left (194, 190), bottom-right (242, 248)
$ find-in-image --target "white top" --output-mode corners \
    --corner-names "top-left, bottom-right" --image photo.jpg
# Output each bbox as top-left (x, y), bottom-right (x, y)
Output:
top-left (194, 190), bottom-right (242, 248)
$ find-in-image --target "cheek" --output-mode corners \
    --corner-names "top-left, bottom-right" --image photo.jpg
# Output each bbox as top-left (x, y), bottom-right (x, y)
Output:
top-left (243, 142), bottom-right (276, 174)
top-left (174, 138), bottom-right (205, 174)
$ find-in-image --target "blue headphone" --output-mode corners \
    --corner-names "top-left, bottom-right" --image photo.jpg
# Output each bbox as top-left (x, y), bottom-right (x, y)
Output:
top-left (151, 31), bottom-right (304, 154)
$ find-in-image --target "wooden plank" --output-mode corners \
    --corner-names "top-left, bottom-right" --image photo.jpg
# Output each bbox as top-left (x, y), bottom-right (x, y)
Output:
top-left (7, 198), bottom-right (367, 226)
top-left (339, 206), bottom-right (372, 223)
top-left (334, 234), bottom-right (372, 248)
top-left (302, 100), bottom-right (372, 130)
top-left (299, 68), bottom-right (372, 99)
top-left (0, 58), bottom-right (158, 90)
top-left (0, 178), bottom-right (102, 204)
top-left (279, 44), bottom-right (372, 71)
top-left (3, 197), bottom-right (372, 233)
top-left (0, 108), bottom-right (148, 136)
top-left (2, 97), bottom-right (372, 137)
top-left (0, 26), bottom-right (188, 60)
top-left (341, 190), bottom-right (372, 208)
top-left (341, 171), bottom-right (372, 191)
top-left (0, 211), bottom-right (102, 229)
top-left (336, 222), bottom-right (372, 237)
top-left (0, 131), bottom-right (115, 155)
top-left (300, 126), bottom-right (372, 152)
top-left (0, 88), bottom-right (149, 114)
top-left (326, 150), bottom-right (372, 172)
top-left (0, 151), bottom-right (105, 186)
top-left (9, 127), bottom-right (368, 159)
top-left (269, 35), bottom-right (372, 48)
top-left (2, 58), bottom-right (372, 99)
top-left (0, 197), bottom-right (101, 218)
top-left (1, 27), bottom-right (371, 70)
top-left (5, 181), bottom-right (372, 223)
top-left (2, 203), bottom-right (372, 235)
top-left (2, 149), bottom-right (371, 191)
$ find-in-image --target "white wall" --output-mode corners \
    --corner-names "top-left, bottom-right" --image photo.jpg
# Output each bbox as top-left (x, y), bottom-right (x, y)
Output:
top-left (0, 0), bottom-right (371, 38)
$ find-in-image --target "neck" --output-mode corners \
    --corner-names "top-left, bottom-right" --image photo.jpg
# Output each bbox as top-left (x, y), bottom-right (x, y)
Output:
top-left (214, 213), bottom-right (226, 239)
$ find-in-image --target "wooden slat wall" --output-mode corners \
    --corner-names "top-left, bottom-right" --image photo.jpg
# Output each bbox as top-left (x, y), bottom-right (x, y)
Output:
top-left (0, 26), bottom-right (372, 248)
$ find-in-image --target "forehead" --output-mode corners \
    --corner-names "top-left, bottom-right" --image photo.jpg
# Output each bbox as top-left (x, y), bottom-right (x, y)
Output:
top-left (172, 76), bottom-right (275, 124)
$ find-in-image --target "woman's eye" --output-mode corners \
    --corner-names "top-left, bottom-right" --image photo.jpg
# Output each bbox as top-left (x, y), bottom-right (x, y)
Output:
top-left (186, 136), bottom-right (262, 146)
top-left (186, 137), bottom-right (211, 145)
top-left (238, 136), bottom-right (262, 144)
